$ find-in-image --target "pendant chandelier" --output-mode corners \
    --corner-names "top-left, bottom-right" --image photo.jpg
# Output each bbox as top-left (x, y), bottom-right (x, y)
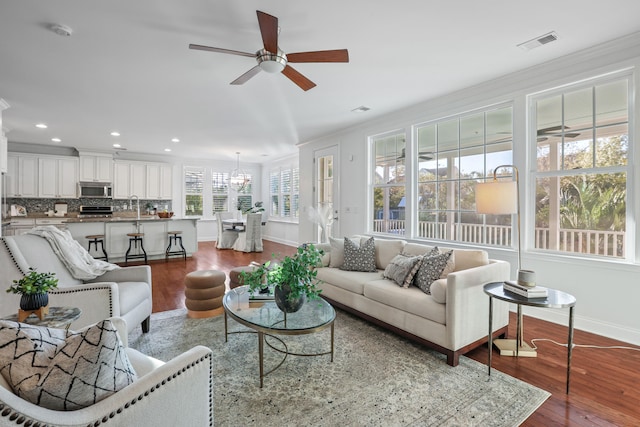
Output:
top-left (229, 152), bottom-right (250, 192)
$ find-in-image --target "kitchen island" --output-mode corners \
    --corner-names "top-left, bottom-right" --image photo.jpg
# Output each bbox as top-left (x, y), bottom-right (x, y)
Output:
top-left (65, 216), bottom-right (199, 262)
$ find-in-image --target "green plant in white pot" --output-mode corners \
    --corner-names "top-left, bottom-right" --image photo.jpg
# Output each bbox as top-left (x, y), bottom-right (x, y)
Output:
top-left (240, 244), bottom-right (324, 313)
top-left (6, 268), bottom-right (58, 312)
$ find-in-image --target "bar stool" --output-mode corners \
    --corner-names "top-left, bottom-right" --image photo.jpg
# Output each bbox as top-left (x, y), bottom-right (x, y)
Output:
top-left (86, 234), bottom-right (108, 261)
top-left (166, 230), bottom-right (187, 261)
top-left (125, 232), bottom-right (147, 265)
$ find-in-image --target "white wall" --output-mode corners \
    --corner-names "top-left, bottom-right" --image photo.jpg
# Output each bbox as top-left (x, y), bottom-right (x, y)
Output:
top-left (298, 33), bottom-right (640, 345)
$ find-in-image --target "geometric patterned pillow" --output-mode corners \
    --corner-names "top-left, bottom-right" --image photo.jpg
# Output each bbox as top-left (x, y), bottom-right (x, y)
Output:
top-left (414, 250), bottom-right (453, 295)
top-left (383, 254), bottom-right (423, 288)
top-left (0, 319), bottom-right (137, 410)
top-left (340, 236), bottom-right (377, 272)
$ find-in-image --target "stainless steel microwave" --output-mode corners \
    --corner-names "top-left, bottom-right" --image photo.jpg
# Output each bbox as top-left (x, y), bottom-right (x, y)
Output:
top-left (78, 182), bottom-right (112, 198)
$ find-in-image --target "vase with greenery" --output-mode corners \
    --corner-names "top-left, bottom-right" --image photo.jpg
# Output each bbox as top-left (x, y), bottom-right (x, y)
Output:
top-left (240, 244), bottom-right (324, 313)
top-left (243, 201), bottom-right (264, 214)
top-left (6, 268), bottom-right (59, 311)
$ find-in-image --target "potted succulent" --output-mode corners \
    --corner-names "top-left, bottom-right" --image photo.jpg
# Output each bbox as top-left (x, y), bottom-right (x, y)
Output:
top-left (6, 268), bottom-right (59, 311)
top-left (240, 244), bottom-right (324, 313)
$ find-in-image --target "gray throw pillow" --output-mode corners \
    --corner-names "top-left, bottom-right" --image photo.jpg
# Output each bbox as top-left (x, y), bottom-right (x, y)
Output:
top-left (383, 254), bottom-right (423, 288)
top-left (0, 319), bottom-right (137, 411)
top-left (414, 250), bottom-right (453, 294)
top-left (340, 236), bottom-right (377, 272)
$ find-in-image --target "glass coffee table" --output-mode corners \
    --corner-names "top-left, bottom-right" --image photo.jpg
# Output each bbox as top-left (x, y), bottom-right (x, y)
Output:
top-left (223, 286), bottom-right (336, 387)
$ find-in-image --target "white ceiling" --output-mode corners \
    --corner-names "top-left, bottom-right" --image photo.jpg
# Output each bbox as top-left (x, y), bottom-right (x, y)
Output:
top-left (1, 1), bottom-right (640, 163)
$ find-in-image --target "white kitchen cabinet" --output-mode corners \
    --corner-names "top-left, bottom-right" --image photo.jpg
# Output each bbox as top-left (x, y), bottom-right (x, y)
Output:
top-left (38, 157), bottom-right (78, 198)
top-left (0, 98), bottom-right (8, 174)
top-left (113, 161), bottom-right (146, 199)
top-left (79, 153), bottom-right (113, 182)
top-left (6, 154), bottom-right (38, 198)
top-left (146, 163), bottom-right (173, 200)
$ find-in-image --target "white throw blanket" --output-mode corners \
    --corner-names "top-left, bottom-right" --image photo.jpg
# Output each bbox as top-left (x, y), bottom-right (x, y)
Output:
top-left (27, 226), bottom-right (120, 280)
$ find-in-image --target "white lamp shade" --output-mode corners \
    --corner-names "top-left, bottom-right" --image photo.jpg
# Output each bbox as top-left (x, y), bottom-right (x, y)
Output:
top-left (475, 181), bottom-right (518, 215)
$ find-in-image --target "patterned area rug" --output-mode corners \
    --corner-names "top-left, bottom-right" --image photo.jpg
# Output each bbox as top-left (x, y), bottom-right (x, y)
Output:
top-left (128, 308), bottom-right (549, 427)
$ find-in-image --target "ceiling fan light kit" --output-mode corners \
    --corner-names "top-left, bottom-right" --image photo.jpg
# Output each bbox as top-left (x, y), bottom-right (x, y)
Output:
top-left (189, 10), bottom-right (349, 91)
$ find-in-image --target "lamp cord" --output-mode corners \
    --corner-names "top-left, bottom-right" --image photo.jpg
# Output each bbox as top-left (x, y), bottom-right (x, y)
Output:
top-left (528, 338), bottom-right (640, 351)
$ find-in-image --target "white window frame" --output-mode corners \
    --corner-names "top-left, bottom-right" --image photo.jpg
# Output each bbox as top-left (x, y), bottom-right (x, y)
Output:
top-left (269, 166), bottom-right (299, 221)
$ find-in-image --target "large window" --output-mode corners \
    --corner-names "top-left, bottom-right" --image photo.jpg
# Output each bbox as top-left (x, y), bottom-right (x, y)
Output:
top-left (184, 167), bottom-right (204, 216)
top-left (270, 167), bottom-right (299, 219)
top-left (211, 172), bottom-right (229, 213)
top-left (532, 76), bottom-right (629, 258)
top-left (372, 132), bottom-right (406, 235)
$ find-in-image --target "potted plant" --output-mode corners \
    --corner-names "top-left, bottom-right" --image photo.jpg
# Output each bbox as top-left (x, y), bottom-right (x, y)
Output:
top-left (243, 201), bottom-right (265, 214)
top-left (240, 244), bottom-right (324, 313)
top-left (6, 268), bottom-right (59, 311)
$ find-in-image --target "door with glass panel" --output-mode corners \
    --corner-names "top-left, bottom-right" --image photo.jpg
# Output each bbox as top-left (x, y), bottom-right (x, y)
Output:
top-left (314, 146), bottom-right (340, 241)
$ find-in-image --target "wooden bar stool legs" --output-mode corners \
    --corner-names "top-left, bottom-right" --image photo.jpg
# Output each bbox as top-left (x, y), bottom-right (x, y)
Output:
top-left (86, 234), bottom-right (108, 261)
top-left (166, 231), bottom-right (187, 261)
top-left (125, 233), bottom-right (147, 265)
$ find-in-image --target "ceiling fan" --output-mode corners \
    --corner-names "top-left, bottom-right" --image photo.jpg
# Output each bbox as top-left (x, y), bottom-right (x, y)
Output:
top-left (537, 125), bottom-right (580, 142)
top-left (189, 10), bottom-right (349, 91)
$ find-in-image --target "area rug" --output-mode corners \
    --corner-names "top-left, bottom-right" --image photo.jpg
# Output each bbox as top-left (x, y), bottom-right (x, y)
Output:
top-left (128, 308), bottom-right (549, 427)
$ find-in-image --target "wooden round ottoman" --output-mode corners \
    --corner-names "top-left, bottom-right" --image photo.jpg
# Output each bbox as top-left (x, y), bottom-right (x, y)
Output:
top-left (184, 270), bottom-right (226, 318)
top-left (228, 265), bottom-right (258, 290)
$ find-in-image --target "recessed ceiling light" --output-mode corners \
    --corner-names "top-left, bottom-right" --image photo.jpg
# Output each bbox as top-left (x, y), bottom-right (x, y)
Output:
top-left (110, 131), bottom-right (120, 137)
top-left (113, 143), bottom-right (121, 148)
top-left (36, 123), bottom-right (48, 129)
top-left (351, 106), bottom-right (371, 113)
top-left (164, 148), bottom-right (172, 152)
top-left (51, 138), bottom-right (61, 142)
top-left (171, 138), bottom-right (180, 143)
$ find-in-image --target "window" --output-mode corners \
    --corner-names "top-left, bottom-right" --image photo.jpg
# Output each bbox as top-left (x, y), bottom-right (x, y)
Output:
top-left (270, 167), bottom-right (299, 219)
top-left (372, 132), bottom-right (406, 235)
top-left (211, 172), bottom-right (229, 213)
top-left (184, 167), bottom-right (204, 216)
top-left (532, 76), bottom-right (629, 258)
top-left (235, 173), bottom-right (253, 212)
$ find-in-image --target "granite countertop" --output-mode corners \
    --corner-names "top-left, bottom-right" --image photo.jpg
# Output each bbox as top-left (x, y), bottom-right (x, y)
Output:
top-left (7, 213), bottom-right (200, 223)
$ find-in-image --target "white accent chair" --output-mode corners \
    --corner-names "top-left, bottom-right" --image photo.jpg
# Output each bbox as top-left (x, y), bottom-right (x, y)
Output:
top-left (215, 212), bottom-right (240, 249)
top-left (0, 317), bottom-right (213, 427)
top-left (232, 213), bottom-right (263, 253)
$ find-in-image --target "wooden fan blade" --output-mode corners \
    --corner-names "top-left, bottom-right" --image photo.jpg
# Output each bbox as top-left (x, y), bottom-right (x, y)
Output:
top-left (189, 44), bottom-right (255, 58)
top-left (257, 10), bottom-right (278, 53)
top-left (287, 49), bottom-right (349, 63)
top-left (282, 65), bottom-right (316, 91)
top-left (230, 65), bottom-right (262, 85)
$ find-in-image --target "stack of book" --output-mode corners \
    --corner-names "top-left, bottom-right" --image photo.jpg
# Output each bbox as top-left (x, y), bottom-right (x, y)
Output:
top-left (503, 280), bottom-right (548, 298)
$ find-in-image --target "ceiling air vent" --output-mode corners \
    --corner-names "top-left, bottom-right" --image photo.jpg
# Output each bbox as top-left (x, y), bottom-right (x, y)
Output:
top-left (517, 31), bottom-right (558, 51)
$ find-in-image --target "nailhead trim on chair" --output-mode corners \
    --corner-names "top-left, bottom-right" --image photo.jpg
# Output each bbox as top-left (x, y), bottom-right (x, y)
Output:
top-left (1, 238), bottom-right (28, 276)
top-left (0, 354), bottom-right (213, 426)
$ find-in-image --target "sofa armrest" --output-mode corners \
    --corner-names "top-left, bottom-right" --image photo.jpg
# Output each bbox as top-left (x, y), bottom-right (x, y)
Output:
top-left (0, 346), bottom-right (213, 427)
top-left (49, 283), bottom-right (120, 331)
top-left (445, 260), bottom-right (510, 349)
top-left (87, 265), bottom-right (152, 289)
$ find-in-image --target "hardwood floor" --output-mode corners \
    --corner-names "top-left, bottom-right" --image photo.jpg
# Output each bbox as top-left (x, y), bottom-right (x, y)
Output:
top-left (143, 241), bottom-right (640, 426)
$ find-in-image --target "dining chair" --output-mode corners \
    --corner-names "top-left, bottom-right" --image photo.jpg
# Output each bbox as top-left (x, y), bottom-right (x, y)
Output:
top-left (216, 212), bottom-right (240, 249)
top-left (232, 213), bottom-right (263, 252)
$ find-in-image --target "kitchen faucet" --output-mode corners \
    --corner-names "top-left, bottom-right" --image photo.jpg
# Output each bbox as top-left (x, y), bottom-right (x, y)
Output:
top-left (129, 195), bottom-right (140, 220)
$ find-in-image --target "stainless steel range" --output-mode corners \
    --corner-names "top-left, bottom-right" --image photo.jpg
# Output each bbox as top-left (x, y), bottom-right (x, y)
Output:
top-left (78, 205), bottom-right (113, 218)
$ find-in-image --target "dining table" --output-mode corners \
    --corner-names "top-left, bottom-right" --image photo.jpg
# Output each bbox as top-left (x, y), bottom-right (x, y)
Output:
top-left (222, 218), bottom-right (266, 231)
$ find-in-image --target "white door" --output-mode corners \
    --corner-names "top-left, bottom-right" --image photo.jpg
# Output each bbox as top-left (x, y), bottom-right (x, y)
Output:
top-left (314, 146), bottom-right (340, 241)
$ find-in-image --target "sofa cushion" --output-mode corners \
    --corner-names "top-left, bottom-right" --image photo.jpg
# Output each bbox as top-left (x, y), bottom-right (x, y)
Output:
top-left (401, 242), bottom-right (434, 257)
top-left (328, 237), bottom-right (345, 268)
top-left (341, 237), bottom-right (377, 272)
top-left (363, 279), bottom-right (446, 325)
top-left (316, 268), bottom-right (381, 295)
top-left (0, 319), bottom-right (137, 411)
top-left (383, 254), bottom-right (422, 288)
top-left (414, 251), bottom-right (452, 295)
top-left (363, 237), bottom-right (406, 270)
top-left (447, 248), bottom-right (489, 271)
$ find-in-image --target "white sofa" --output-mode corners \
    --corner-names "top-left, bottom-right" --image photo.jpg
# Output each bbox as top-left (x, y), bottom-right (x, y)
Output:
top-left (315, 237), bottom-right (510, 366)
top-left (0, 234), bottom-right (152, 334)
top-left (0, 317), bottom-right (213, 427)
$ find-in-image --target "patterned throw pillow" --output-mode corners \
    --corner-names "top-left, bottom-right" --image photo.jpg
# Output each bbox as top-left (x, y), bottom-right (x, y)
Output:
top-left (383, 254), bottom-right (423, 288)
top-left (0, 319), bottom-right (137, 410)
top-left (340, 236), bottom-right (377, 272)
top-left (414, 250), bottom-right (453, 294)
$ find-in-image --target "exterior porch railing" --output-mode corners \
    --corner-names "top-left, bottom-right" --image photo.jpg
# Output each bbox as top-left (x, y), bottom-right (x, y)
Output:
top-left (372, 219), bottom-right (625, 257)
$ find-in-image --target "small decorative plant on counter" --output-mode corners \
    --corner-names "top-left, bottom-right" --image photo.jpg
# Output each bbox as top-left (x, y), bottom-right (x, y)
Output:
top-left (240, 244), bottom-right (324, 313)
top-left (7, 268), bottom-right (58, 320)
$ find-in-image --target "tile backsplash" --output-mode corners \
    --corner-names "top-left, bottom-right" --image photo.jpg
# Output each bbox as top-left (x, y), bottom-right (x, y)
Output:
top-left (7, 198), bottom-right (173, 215)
